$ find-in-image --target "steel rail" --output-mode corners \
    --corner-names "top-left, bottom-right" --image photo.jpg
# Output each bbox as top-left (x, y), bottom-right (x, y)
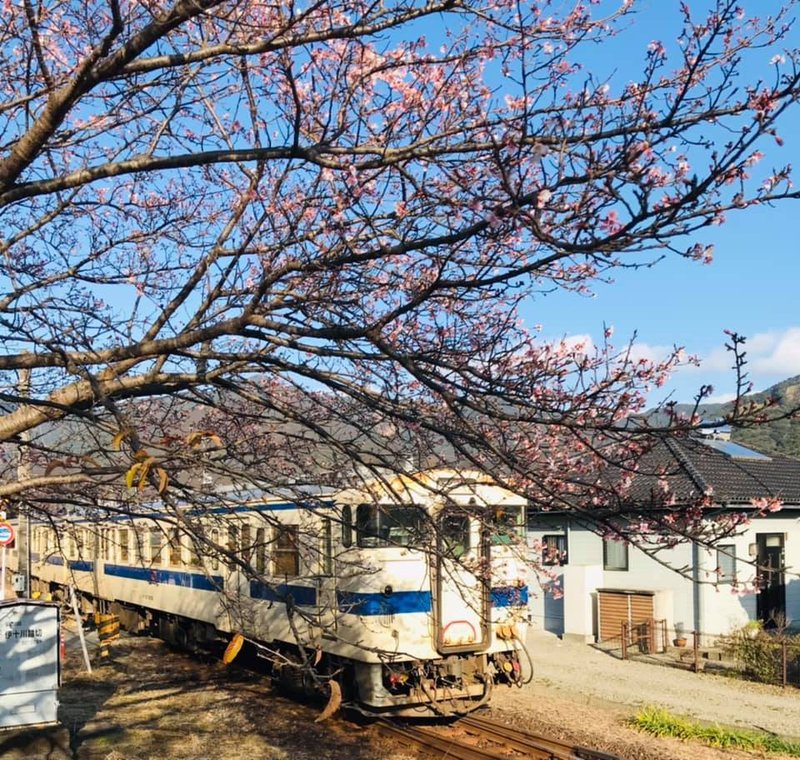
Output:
top-left (459, 715), bottom-right (622, 760)
top-left (376, 720), bottom-right (503, 760)
top-left (377, 715), bottom-right (623, 760)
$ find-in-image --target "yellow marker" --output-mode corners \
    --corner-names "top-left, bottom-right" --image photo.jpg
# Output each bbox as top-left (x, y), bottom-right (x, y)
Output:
top-left (222, 632), bottom-right (244, 664)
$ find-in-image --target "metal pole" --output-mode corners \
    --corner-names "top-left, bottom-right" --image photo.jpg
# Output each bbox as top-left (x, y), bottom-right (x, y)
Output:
top-left (69, 584), bottom-right (93, 674)
top-left (17, 367), bottom-right (31, 598)
top-left (1, 544), bottom-right (6, 601)
top-left (783, 641), bottom-right (788, 688)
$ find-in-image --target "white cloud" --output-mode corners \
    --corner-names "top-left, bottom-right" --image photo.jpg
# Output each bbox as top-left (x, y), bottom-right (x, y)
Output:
top-left (749, 327), bottom-right (800, 374)
top-left (703, 391), bottom-right (737, 404)
top-left (674, 327), bottom-right (800, 376)
top-left (561, 333), bottom-right (594, 353)
top-left (663, 326), bottom-right (800, 402)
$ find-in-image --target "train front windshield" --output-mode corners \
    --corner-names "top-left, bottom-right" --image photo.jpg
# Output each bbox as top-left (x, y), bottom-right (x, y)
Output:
top-left (491, 505), bottom-right (524, 544)
top-left (356, 504), bottom-right (428, 548)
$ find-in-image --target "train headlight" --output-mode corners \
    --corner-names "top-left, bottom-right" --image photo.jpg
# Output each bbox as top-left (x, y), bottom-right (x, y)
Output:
top-left (382, 585), bottom-right (393, 597)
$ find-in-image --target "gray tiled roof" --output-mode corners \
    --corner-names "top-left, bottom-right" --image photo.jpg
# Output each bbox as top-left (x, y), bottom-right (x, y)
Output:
top-left (627, 435), bottom-right (800, 505)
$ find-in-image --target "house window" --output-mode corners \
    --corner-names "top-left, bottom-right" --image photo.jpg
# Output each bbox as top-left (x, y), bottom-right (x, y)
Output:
top-left (542, 534), bottom-right (568, 566)
top-left (716, 544), bottom-right (736, 584)
top-left (603, 538), bottom-right (628, 571)
top-left (273, 526), bottom-right (300, 577)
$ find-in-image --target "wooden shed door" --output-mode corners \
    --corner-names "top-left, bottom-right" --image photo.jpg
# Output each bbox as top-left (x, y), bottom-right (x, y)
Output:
top-left (598, 590), bottom-right (654, 642)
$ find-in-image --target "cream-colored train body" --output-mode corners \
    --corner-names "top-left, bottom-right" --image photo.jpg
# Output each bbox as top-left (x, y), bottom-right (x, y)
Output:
top-left (8, 470), bottom-right (530, 716)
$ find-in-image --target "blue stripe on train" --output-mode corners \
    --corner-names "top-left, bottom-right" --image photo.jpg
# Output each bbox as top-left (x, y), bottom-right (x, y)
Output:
top-left (337, 590), bottom-right (432, 615)
top-left (43, 556), bottom-right (94, 571)
top-left (104, 564), bottom-right (224, 591)
top-left (335, 585), bottom-right (529, 616)
top-left (491, 585), bottom-right (529, 607)
top-left (249, 581), bottom-right (317, 606)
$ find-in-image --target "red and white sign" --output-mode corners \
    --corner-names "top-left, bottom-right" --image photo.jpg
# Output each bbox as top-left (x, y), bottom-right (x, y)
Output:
top-left (0, 522), bottom-right (15, 546)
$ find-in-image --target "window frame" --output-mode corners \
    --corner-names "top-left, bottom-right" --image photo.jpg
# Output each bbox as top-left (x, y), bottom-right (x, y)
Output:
top-left (169, 527), bottom-right (183, 566)
top-left (341, 505), bottom-right (353, 548)
top-left (119, 528), bottom-right (130, 563)
top-left (273, 525), bottom-right (300, 578)
top-left (542, 533), bottom-right (568, 566)
top-left (603, 537), bottom-right (629, 571)
top-left (355, 503), bottom-right (428, 548)
top-left (716, 543), bottom-right (737, 584)
top-left (150, 528), bottom-right (163, 566)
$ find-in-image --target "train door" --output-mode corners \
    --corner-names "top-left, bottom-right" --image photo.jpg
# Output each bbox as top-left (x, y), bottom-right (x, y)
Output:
top-left (316, 517), bottom-right (337, 635)
top-left (432, 509), bottom-right (489, 654)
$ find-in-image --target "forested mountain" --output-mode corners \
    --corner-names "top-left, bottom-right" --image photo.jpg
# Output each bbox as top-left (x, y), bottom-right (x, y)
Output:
top-left (664, 376), bottom-right (800, 458)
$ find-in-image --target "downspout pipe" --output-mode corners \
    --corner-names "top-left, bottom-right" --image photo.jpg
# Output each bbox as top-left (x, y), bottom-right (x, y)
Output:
top-left (692, 540), bottom-right (703, 641)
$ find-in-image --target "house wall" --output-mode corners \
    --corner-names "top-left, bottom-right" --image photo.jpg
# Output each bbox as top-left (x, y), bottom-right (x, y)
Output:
top-left (526, 509), bottom-right (800, 641)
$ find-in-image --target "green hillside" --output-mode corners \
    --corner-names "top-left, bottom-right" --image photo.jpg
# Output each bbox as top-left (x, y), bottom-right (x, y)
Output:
top-left (732, 375), bottom-right (800, 458)
top-left (658, 376), bottom-right (800, 459)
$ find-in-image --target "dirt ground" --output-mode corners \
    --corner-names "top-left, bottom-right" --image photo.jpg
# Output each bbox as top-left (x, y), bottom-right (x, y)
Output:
top-left (2, 625), bottom-right (799, 760)
top-left (0, 632), bottom-right (398, 760)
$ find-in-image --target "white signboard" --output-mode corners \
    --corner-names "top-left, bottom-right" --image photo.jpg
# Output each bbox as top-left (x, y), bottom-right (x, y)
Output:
top-left (0, 601), bottom-right (60, 730)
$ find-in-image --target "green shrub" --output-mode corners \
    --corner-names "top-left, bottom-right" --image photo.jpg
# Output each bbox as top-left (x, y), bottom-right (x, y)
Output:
top-left (718, 621), bottom-right (800, 686)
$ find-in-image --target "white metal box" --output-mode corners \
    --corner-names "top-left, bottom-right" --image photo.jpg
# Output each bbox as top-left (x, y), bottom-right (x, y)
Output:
top-left (0, 600), bottom-right (60, 729)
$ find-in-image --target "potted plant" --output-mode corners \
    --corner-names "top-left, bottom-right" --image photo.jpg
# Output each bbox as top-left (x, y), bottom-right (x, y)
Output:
top-left (673, 622), bottom-right (687, 648)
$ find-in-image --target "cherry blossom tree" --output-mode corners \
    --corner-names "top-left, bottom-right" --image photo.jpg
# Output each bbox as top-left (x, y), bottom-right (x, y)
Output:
top-left (0, 0), bottom-right (798, 564)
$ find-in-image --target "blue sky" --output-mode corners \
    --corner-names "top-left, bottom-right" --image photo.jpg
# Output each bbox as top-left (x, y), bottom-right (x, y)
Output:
top-left (520, 1), bottom-right (800, 404)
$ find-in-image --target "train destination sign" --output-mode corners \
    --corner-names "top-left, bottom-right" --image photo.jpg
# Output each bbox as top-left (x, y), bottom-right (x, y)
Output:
top-left (0, 523), bottom-right (14, 546)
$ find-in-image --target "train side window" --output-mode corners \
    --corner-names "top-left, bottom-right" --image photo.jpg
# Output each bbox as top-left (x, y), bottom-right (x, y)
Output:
top-left (241, 524), bottom-right (252, 563)
top-left (210, 528), bottom-right (220, 571)
top-left (169, 528), bottom-right (182, 566)
top-left (150, 528), bottom-right (163, 566)
top-left (227, 525), bottom-right (239, 568)
top-left (119, 529), bottom-right (130, 563)
top-left (356, 504), bottom-right (379, 547)
top-left (188, 529), bottom-right (201, 567)
top-left (322, 518), bottom-right (333, 576)
top-left (86, 530), bottom-right (97, 558)
top-left (68, 532), bottom-right (77, 559)
top-left (255, 527), bottom-right (267, 574)
top-left (134, 528), bottom-right (146, 564)
top-left (341, 505), bottom-right (352, 548)
top-left (273, 526), bottom-right (299, 577)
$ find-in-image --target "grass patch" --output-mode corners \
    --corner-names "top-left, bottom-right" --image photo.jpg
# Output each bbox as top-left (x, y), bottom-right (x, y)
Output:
top-left (628, 707), bottom-right (800, 756)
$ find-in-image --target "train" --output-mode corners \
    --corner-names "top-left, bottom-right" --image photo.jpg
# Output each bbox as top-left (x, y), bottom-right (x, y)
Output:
top-left (5, 469), bottom-right (531, 717)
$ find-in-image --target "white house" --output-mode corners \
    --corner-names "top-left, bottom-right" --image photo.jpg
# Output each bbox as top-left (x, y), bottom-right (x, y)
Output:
top-left (525, 435), bottom-right (800, 644)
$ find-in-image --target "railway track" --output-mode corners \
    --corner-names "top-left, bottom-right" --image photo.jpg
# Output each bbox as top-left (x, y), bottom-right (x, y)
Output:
top-left (377, 713), bottom-right (622, 760)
